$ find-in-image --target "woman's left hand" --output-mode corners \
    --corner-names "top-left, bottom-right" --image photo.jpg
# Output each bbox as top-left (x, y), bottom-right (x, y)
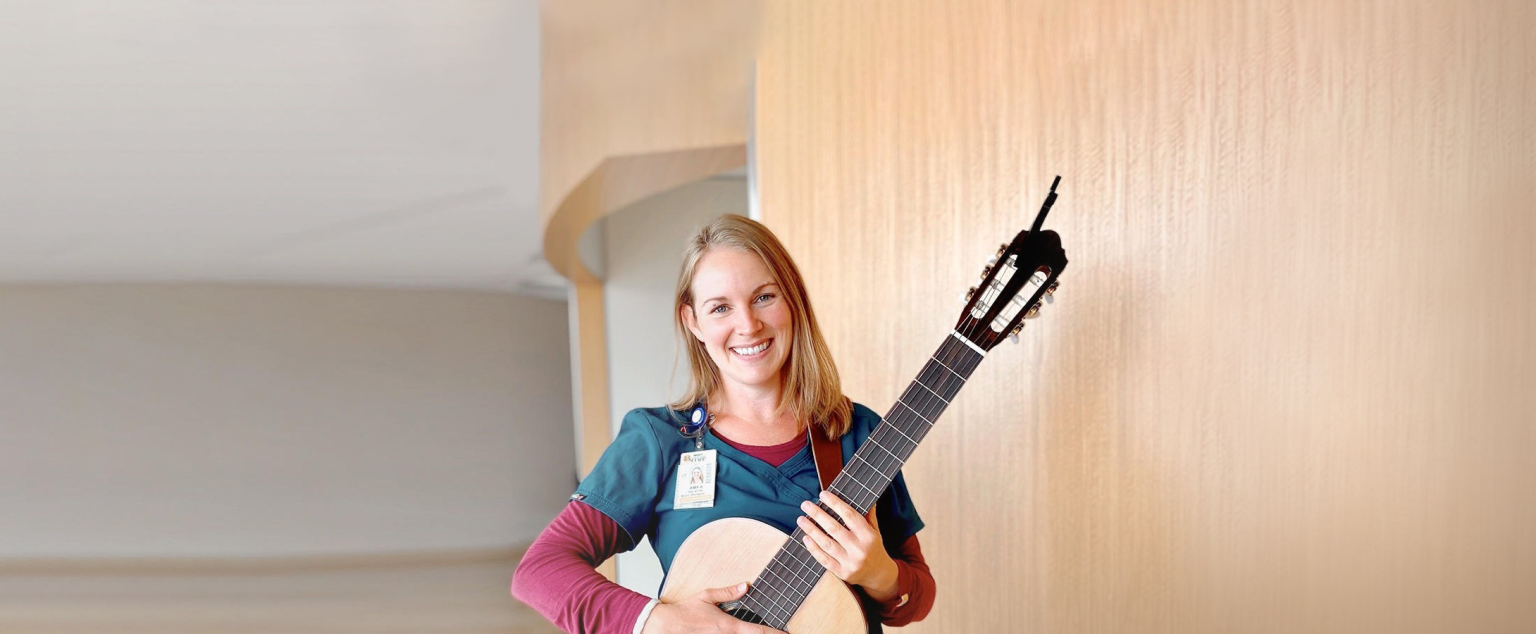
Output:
top-left (798, 491), bottom-right (900, 600)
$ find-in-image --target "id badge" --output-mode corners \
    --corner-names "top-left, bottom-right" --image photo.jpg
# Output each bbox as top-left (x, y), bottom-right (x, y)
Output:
top-left (673, 450), bottom-right (717, 509)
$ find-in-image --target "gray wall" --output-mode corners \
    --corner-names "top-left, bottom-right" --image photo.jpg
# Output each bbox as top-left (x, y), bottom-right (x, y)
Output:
top-left (599, 176), bottom-right (748, 595)
top-left (0, 284), bottom-right (573, 559)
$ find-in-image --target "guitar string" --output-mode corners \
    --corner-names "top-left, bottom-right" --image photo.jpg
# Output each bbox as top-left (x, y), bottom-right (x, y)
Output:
top-left (775, 340), bottom-right (972, 582)
top-left (741, 336), bottom-right (982, 625)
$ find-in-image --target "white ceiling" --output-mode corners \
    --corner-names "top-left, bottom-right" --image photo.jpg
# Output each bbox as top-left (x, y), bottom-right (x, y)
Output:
top-left (0, 0), bottom-right (562, 297)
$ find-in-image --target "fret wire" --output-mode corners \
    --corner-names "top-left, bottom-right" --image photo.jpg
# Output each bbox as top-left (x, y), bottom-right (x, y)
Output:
top-left (787, 557), bottom-right (820, 587)
top-left (914, 380), bottom-right (948, 405)
top-left (742, 594), bottom-right (772, 622)
top-left (866, 447), bottom-right (901, 481)
top-left (899, 382), bottom-right (937, 413)
top-left (829, 473), bottom-right (869, 508)
top-left (905, 379), bottom-right (947, 421)
top-left (832, 473), bottom-right (877, 509)
top-left (848, 452), bottom-right (886, 484)
top-left (929, 353), bottom-right (961, 378)
top-left (767, 557), bottom-right (815, 612)
top-left (734, 333), bottom-right (986, 627)
top-left (916, 358), bottom-right (965, 400)
top-left (848, 449), bottom-right (889, 482)
top-left (896, 392), bottom-right (933, 423)
top-left (840, 460), bottom-right (889, 510)
top-left (835, 472), bottom-right (872, 509)
top-left (901, 390), bottom-right (945, 430)
top-left (878, 423), bottom-right (909, 460)
top-left (854, 448), bottom-right (897, 485)
top-left (767, 554), bottom-right (806, 593)
top-left (762, 600), bottom-right (790, 630)
top-left (764, 573), bottom-right (800, 625)
top-left (847, 454), bottom-right (890, 494)
top-left (884, 411), bottom-right (928, 454)
top-left (772, 542), bottom-right (819, 594)
top-left (894, 399), bottom-right (934, 428)
top-left (860, 447), bottom-right (897, 482)
top-left (757, 595), bottom-right (788, 627)
top-left (865, 436), bottom-right (900, 464)
top-left (870, 424), bottom-right (915, 460)
top-left (939, 336), bottom-right (983, 376)
top-left (867, 431), bottom-right (912, 468)
top-left (882, 412), bottom-right (921, 446)
top-left (937, 336), bottom-right (965, 370)
top-left (790, 551), bottom-right (824, 586)
top-left (753, 576), bottom-right (793, 625)
top-left (870, 424), bottom-right (912, 457)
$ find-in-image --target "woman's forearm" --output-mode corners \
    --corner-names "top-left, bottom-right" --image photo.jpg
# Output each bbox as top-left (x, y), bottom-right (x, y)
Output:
top-left (511, 501), bottom-right (651, 634)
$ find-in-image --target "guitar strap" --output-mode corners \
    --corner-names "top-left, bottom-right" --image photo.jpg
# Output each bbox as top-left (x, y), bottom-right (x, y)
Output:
top-left (807, 419), bottom-right (843, 492)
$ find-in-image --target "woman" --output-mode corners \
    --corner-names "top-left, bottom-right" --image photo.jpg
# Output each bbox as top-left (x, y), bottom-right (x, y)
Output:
top-left (512, 215), bottom-right (935, 633)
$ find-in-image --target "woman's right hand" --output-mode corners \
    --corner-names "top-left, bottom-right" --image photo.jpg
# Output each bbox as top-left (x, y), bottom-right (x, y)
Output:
top-left (641, 583), bottom-right (784, 633)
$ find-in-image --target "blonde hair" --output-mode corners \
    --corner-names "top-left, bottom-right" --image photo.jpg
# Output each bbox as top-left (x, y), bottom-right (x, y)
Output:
top-left (669, 215), bottom-right (852, 438)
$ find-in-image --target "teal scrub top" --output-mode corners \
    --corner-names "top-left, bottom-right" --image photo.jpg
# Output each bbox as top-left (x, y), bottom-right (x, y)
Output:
top-left (573, 402), bottom-right (926, 582)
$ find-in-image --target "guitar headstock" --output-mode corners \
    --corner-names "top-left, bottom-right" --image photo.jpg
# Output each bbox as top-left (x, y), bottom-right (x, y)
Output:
top-left (955, 176), bottom-right (1069, 351)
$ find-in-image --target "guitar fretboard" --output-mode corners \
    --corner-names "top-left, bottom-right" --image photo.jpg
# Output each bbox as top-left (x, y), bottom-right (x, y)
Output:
top-left (736, 332), bottom-right (985, 629)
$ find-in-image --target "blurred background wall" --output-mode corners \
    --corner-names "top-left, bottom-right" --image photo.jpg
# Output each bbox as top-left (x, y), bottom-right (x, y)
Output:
top-left (0, 284), bottom-right (572, 559)
top-left (756, 0), bottom-right (1535, 632)
top-left (0, 4), bottom-right (574, 630)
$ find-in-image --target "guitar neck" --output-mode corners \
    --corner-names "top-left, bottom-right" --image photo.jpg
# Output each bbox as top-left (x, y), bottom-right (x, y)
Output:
top-left (734, 332), bottom-right (986, 629)
top-left (825, 332), bottom-right (985, 514)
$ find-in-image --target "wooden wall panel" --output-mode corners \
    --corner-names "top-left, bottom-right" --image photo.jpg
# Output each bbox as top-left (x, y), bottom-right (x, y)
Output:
top-left (756, 1), bottom-right (1535, 632)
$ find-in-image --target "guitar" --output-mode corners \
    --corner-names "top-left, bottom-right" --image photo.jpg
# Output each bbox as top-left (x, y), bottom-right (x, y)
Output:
top-left (658, 177), bottom-right (1070, 632)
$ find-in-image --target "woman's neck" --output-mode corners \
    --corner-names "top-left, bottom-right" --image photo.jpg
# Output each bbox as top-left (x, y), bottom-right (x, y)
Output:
top-left (709, 382), bottom-right (798, 445)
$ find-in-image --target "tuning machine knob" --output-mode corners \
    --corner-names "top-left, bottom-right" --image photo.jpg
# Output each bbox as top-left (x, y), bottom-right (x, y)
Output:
top-left (1024, 302), bottom-right (1042, 319)
top-left (962, 286), bottom-right (977, 302)
top-left (1007, 322), bottom-right (1024, 344)
top-left (1043, 281), bottom-right (1059, 304)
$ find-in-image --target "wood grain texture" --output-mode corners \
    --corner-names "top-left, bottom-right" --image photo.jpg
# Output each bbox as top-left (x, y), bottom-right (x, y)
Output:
top-left (661, 518), bottom-right (866, 634)
top-left (756, 1), bottom-right (1536, 632)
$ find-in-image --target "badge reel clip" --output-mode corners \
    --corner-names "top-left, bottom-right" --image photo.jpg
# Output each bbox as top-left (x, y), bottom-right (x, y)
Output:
top-left (679, 405), bottom-right (711, 450)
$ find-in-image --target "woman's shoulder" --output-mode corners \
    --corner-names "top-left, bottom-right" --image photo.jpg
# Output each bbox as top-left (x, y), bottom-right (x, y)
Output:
top-left (843, 401), bottom-right (883, 439)
top-left (849, 401), bottom-right (880, 425)
top-left (619, 405), bottom-right (690, 436)
top-left (598, 406), bottom-right (696, 463)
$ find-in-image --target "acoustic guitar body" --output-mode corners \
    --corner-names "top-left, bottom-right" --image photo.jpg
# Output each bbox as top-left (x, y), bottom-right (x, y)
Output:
top-left (659, 517), bottom-right (867, 633)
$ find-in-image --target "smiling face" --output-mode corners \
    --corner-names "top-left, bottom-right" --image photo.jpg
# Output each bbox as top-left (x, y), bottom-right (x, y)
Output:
top-left (681, 247), bottom-right (795, 396)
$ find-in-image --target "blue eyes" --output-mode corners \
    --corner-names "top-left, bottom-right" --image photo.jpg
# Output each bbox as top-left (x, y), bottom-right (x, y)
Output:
top-left (710, 294), bottom-right (775, 314)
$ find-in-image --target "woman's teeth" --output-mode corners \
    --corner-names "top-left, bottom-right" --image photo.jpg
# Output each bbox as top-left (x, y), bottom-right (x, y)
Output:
top-left (731, 340), bottom-right (771, 356)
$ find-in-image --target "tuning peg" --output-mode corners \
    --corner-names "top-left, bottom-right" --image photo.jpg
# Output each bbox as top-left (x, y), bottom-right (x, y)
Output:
top-left (980, 264), bottom-right (993, 280)
top-left (986, 255), bottom-right (997, 265)
top-left (1045, 281), bottom-right (1060, 295)
top-left (1024, 302), bottom-right (1042, 319)
top-left (962, 286), bottom-right (977, 302)
top-left (1008, 322), bottom-right (1024, 343)
top-left (995, 243), bottom-right (1008, 258)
